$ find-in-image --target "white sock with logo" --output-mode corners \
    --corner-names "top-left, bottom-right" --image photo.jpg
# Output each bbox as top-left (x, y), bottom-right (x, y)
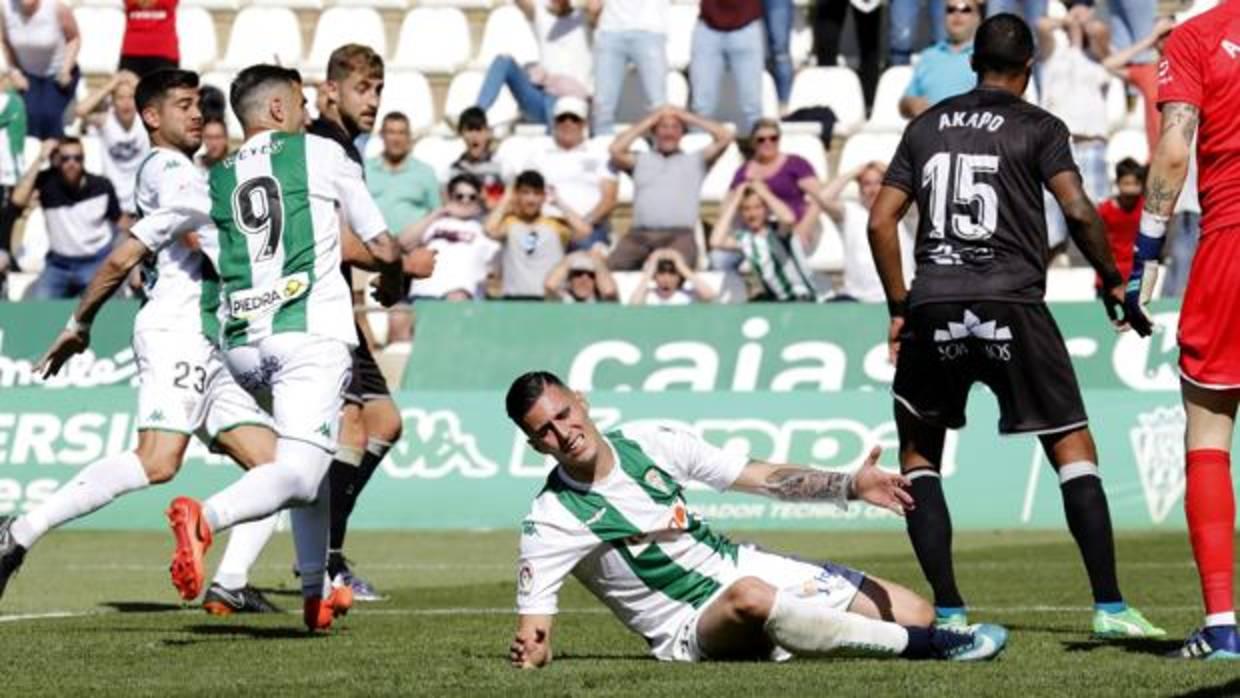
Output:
top-left (10, 451), bottom-right (150, 549)
top-left (202, 439), bottom-right (331, 533)
top-left (291, 477), bottom-right (331, 598)
top-left (212, 514), bottom-right (279, 590)
top-left (763, 589), bottom-right (909, 658)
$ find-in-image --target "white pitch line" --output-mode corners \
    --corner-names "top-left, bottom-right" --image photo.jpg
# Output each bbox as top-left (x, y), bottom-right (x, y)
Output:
top-left (0, 610), bottom-right (105, 623)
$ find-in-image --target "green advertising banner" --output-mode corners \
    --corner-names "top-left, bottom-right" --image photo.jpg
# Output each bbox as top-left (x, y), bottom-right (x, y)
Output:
top-left (0, 300), bottom-right (140, 390)
top-left (403, 301), bottom-right (1184, 393)
top-left (0, 386), bottom-right (1204, 531)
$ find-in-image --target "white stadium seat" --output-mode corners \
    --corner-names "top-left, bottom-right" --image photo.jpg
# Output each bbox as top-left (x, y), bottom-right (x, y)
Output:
top-left (473, 5), bottom-right (540, 69)
top-left (666, 5), bottom-right (698, 71)
top-left (700, 143), bottom-right (743, 203)
top-left (378, 71), bottom-right (437, 134)
top-left (181, 0), bottom-right (241, 10)
top-left (417, 0), bottom-right (495, 8)
top-left (305, 7), bottom-right (387, 75)
top-left (712, 72), bottom-right (780, 126)
top-left (666, 70), bottom-right (689, 109)
top-left (865, 66), bottom-right (912, 133)
top-left (258, 0), bottom-right (324, 9)
top-left (805, 214), bottom-right (845, 273)
top-left (74, 7), bottom-right (125, 74)
top-left (1106, 129), bottom-right (1149, 171)
top-left (15, 208), bottom-right (47, 274)
top-left (494, 133), bottom-right (552, 182)
top-left (220, 7), bottom-right (303, 71)
top-left (411, 136), bottom-right (466, 183)
top-left (392, 8), bottom-right (472, 74)
top-left (837, 132), bottom-right (901, 178)
top-left (176, 7), bottom-right (218, 73)
top-left (781, 133), bottom-right (828, 179)
top-left (788, 67), bottom-right (866, 136)
top-left (443, 70), bottom-right (518, 128)
top-left (329, 0), bottom-right (408, 9)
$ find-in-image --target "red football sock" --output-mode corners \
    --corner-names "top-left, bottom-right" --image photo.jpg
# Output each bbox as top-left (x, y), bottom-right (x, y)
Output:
top-left (1185, 449), bottom-right (1236, 618)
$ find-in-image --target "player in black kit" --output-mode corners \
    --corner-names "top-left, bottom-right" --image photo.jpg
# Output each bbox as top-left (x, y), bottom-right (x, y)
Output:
top-left (866, 14), bottom-right (1165, 639)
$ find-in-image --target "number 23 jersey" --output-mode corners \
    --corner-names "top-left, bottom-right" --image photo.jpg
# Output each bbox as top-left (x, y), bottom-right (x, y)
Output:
top-left (883, 86), bottom-right (1079, 307)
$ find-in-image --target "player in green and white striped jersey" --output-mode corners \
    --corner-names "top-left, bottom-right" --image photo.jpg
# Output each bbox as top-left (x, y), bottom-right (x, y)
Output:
top-left (505, 372), bottom-right (1009, 666)
top-left (0, 78), bottom-right (25, 291)
top-left (161, 65), bottom-right (405, 631)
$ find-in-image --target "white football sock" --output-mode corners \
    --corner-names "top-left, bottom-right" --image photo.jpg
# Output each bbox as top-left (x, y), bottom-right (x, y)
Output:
top-left (212, 514), bottom-right (279, 590)
top-left (291, 477), bottom-right (331, 598)
top-left (202, 439), bottom-right (331, 533)
top-left (10, 451), bottom-right (149, 549)
top-left (763, 589), bottom-right (909, 658)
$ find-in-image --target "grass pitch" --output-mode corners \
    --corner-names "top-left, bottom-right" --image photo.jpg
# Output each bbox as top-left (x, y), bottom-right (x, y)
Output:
top-left (0, 529), bottom-right (1236, 697)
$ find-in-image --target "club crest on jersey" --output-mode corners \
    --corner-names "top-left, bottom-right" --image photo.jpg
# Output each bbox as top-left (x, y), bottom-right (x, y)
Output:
top-left (1130, 405), bottom-right (1186, 524)
top-left (644, 468), bottom-right (671, 495)
top-left (227, 272), bottom-right (310, 321)
top-left (517, 560), bottom-right (534, 594)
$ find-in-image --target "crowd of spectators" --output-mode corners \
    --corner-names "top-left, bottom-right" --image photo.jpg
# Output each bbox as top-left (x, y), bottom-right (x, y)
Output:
top-left (0, 0), bottom-right (1208, 319)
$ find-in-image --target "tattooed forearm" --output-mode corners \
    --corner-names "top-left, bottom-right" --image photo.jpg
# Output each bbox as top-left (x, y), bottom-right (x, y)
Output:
top-left (1143, 174), bottom-right (1180, 216)
top-left (762, 468), bottom-right (854, 503)
top-left (1143, 102), bottom-right (1197, 218)
top-left (1161, 102), bottom-right (1199, 143)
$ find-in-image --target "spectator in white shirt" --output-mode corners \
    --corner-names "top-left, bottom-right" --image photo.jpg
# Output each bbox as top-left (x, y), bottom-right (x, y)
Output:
top-left (628, 248), bottom-right (717, 305)
top-left (475, 0), bottom-right (593, 130)
top-left (817, 161), bottom-right (913, 302)
top-left (74, 70), bottom-right (148, 219)
top-left (529, 97), bottom-right (618, 250)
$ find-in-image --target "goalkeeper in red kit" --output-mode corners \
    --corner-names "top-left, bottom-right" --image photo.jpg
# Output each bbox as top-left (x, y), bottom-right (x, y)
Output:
top-left (1124, 7), bottom-right (1240, 660)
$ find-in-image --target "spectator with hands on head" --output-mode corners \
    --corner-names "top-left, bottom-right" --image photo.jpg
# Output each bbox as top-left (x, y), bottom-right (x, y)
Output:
top-left (711, 179), bottom-right (820, 301)
top-left (628, 247), bottom-right (717, 305)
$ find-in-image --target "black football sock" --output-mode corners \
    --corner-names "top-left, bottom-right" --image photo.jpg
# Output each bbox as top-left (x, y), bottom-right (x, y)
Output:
top-left (346, 438), bottom-right (393, 519)
top-left (905, 469), bottom-right (966, 610)
top-left (327, 446), bottom-right (365, 574)
top-left (1058, 462), bottom-right (1123, 606)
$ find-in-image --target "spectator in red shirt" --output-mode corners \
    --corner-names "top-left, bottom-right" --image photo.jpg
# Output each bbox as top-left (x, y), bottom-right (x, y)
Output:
top-left (1096, 157), bottom-right (1145, 291)
top-left (119, 0), bottom-right (178, 77)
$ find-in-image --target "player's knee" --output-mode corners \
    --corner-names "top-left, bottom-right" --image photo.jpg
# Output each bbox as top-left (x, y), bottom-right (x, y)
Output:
top-left (368, 404), bottom-right (403, 442)
top-left (137, 451), bottom-right (181, 484)
top-left (725, 577), bottom-right (775, 623)
top-left (904, 596), bottom-right (935, 627)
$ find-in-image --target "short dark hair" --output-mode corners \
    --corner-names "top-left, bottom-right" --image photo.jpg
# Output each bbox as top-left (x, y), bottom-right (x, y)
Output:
top-left (458, 106), bottom-right (489, 132)
top-left (1115, 157), bottom-right (1147, 183)
top-left (135, 69), bottom-right (200, 115)
top-left (514, 170), bottom-right (545, 191)
top-left (506, 371), bottom-right (566, 425)
top-left (199, 83), bottom-right (227, 123)
top-left (202, 115), bottom-right (227, 131)
top-left (447, 172), bottom-right (482, 195)
top-left (326, 43), bottom-right (384, 83)
top-left (382, 111), bottom-right (409, 127)
top-left (230, 64), bottom-right (303, 127)
top-left (972, 13), bottom-right (1035, 77)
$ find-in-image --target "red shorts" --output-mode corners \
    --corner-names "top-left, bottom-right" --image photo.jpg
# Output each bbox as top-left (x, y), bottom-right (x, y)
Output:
top-left (1179, 230), bottom-right (1240, 389)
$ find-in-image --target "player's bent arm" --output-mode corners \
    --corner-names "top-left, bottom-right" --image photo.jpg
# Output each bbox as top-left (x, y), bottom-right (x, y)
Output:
top-left (867, 185), bottom-right (914, 313)
top-left (1143, 102), bottom-right (1197, 220)
top-left (511, 614), bottom-right (555, 669)
top-left (728, 459), bottom-right (854, 505)
top-left (71, 235), bottom-right (150, 326)
top-left (1047, 170), bottom-right (1122, 290)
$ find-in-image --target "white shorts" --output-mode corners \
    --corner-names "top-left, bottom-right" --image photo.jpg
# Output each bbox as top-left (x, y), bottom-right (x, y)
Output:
top-left (668, 546), bottom-right (865, 663)
top-left (133, 330), bottom-right (272, 447)
top-left (224, 332), bottom-right (352, 453)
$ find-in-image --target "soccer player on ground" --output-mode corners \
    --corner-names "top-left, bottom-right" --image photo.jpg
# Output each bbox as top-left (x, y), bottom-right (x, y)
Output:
top-left (505, 371), bottom-right (1009, 667)
top-left (0, 70), bottom-right (282, 615)
top-left (866, 14), bottom-right (1165, 638)
top-left (1124, 5), bottom-right (1240, 660)
top-left (163, 64), bottom-right (405, 631)
top-left (308, 44), bottom-right (404, 601)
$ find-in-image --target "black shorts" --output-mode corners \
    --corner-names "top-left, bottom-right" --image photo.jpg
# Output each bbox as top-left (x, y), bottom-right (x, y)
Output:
top-left (344, 327), bottom-right (392, 405)
top-left (891, 301), bottom-right (1088, 436)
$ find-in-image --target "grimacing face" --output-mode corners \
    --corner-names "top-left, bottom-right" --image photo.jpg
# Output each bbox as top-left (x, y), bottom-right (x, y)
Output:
top-left (335, 69), bottom-right (383, 135)
top-left (739, 192), bottom-right (769, 231)
top-left (143, 86), bottom-right (204, 153)
top-left (519, 384), bottom-right (605, 470)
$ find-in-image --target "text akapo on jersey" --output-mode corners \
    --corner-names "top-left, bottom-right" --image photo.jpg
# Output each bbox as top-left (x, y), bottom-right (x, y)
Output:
top-left (937, 110), bottom-right (1005, 132)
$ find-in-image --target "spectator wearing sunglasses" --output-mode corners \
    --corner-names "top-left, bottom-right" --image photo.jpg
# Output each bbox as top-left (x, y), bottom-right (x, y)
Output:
top-left (396, 174), bottom-right (500, 335)
top-left (899, 0), bottom-right (980, 119)
top-left (12, 137), bottom-right (123, 299)
top-left (544, 247), bottom-right (618, 302)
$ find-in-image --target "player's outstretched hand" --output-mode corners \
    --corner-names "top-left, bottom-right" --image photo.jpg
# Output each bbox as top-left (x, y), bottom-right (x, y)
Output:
top-left (851, 446), bottom-right (914, 515)
top-left (35, 327), bottom-right (90, 379)
top-left (509, 628), bottom-right (549, 669)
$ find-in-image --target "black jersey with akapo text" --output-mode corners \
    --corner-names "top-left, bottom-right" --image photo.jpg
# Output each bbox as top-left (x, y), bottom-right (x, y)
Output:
top-left (883, 86), bottom-right (1079, 306)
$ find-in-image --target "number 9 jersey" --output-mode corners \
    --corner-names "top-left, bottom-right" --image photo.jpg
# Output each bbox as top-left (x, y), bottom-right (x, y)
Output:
top-left (882, 86), bottom-right (1080, 308)
top-left (203, 131), bottom-right (388, 350)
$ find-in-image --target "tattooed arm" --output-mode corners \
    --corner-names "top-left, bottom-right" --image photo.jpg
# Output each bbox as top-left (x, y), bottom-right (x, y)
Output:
top-left (728, 447), bottom-right (914, 514)
top-left (1144, 102), bottom-right (1197, 219)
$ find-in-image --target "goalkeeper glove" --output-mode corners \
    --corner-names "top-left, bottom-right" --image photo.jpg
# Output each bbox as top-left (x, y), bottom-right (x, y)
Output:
top-left (1122, 212), bottom-right (1167, 338)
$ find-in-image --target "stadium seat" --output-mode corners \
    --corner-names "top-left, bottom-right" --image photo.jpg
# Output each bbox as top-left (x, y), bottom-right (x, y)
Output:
top-left (391, 8), bottom-right (472, 74)
top-left (181, 0), bottom-right (241, 9)
top-left (257, 0), bottom-right (324, 9)
top-left (667, 70), bottom-right (689, 109)
top-left (443, 70), bottom-right (518, 129)
top-left (712, 71), bottom-right (780, 126)
top-left (781, 132), bottom-right (828, 179)
top-left (666, 4), bottom-right (699, 71)
top-left (220, 7), bottom-right (303, 71)
top-left (74, 7), bottom-right (125, 74)
top-left (411, 136), bottom-right (466, 182)
top-left (494, 133), bottom-right (552, 182)
top-left (378, 70), bottom-right (437, 134)
top-left (176, 7), bottom-right (218, 73)
top-left (473, 5), bottom-right (540, 70)
top-left (788, 67), bottom-right (866, 136)
top-left (805, 214), bottom-right (845, 273)
top-left (329, 0), bottom-right (407, 8)
top-left (417, 0), bottom-right (495, 8)
top-left (864, 66), bottom-right (912, 133)
top-left (15, 208), bottom-right (47, 273)
top-left (1106, 128), bottom-right (1149, 170)
top-left (701, 143), bottom-right (743, 203)
top-left (836, 132), bottom-right (901, 178)
top-left (304, 7), bottom-right (387, 75)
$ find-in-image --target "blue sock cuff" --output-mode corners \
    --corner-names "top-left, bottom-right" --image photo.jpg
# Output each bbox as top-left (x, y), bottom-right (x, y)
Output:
top-left (1095, 601), bottom-right (1128, 613)
top-left (935, 605), bottom-right (966, 617)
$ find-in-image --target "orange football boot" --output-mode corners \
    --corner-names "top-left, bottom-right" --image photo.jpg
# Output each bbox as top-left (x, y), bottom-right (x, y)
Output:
top-left (166, 497), bottom-right (213, 601)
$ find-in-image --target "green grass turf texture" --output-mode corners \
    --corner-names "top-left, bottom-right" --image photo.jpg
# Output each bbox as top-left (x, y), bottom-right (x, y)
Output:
top-left (0, 529), bottom-right (1237, 696)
